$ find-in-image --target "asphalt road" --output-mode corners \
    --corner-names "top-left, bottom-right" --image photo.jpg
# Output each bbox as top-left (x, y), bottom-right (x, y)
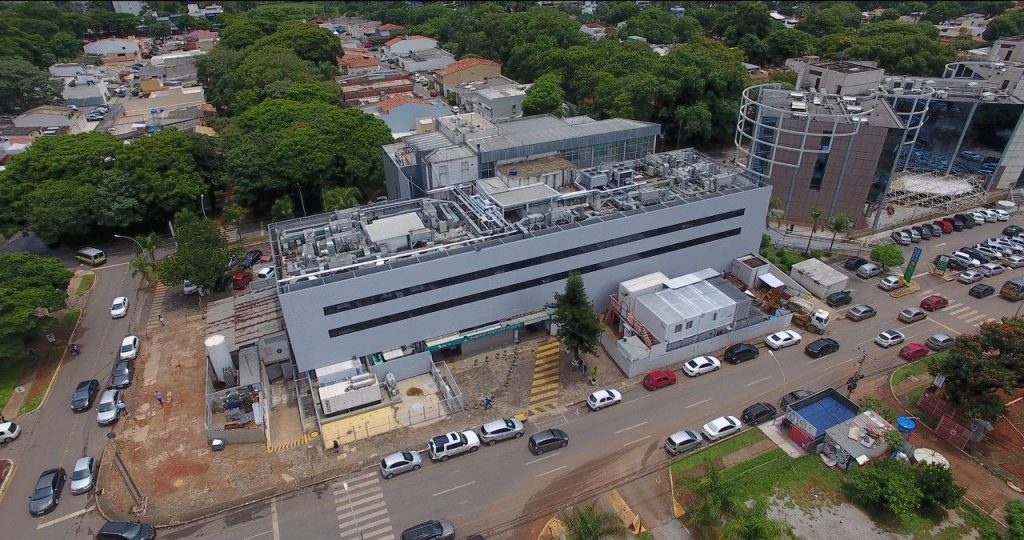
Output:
top-left (156, 216), bottom-right (1024, 540)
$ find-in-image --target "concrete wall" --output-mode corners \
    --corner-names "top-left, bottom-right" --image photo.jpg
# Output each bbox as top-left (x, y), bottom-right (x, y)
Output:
top-left (367, 350), bottom-right (433, 381)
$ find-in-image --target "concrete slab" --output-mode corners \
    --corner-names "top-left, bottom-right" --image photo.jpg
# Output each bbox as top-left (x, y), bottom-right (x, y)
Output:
top-left (759, 421), bottom-right (807, 458)
top-left (616, 471), bottom-right (676, 531)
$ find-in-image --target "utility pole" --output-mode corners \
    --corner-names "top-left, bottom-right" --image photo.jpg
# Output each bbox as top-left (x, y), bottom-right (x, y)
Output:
top-left (845, 347), bottom-right (868, 398)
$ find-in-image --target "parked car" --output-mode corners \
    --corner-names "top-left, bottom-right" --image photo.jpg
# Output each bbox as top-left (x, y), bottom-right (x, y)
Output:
top-left (401, 519), bottom-right (456, 540)
top-left (961, 247), bottom-right (992, 264)
top-left (905, 228), bottom-right (921, 242)
top-left (665, 430), bottom-right (703, 456)
top-left (1003, 225), bottom-right (1024, 237)
top-left (29, 468), bottom-right (66, 516)
top-left (1005, 255), bottom-right (1024, 269)
top-left (891, 231), bottom-right (910, 245)
top-left (920, 295), bottom-right (948, 312)
top-left (825, 290), bottom-right (853, 308)
top-left (110, 359), bottom-right (133, 389)
top-left (428, 431), bottom-right (480, 461)
top-left (702, 416), bottom-right (742, 441)
top-left (96, 521), bottom-right (157, 540)
top-left (912, 225), bottom-right (930, 240)
top-left (110, 296), bottom-right (129, 319)
top-left (875, 330), bottom-right (906, 348)
top-left (926, 333), bottom-right (956, 351)
top-left (528, 429), bottom-right (568, 455)
top-left (951, 251), bottom-right (980, 268)
top-left (0, 421), bottom-right (20, 443)
top-left (379, 451), bottom-right (423, 479)
top-left (969, 283), bottom-right (996, 298)
top-left (960, 150), bottom-right (983, 162)
top-left (935, 220), bottom-right (953, 234)
top-left (587, 389), bottom-right (622, 411)
top-left (69, 456), bottom-right (96, 495)
top-left (804, 338), bottom-right (839, 359)
top-left (683, 355), bottom-right (721, 377)
top-left (846, 304), bottom-right (877, 322)
top-left (765, 330), bottom-right (802, 350)
top-left (899, 343), bottom-right (930, 361)
top-left (898, 307), bottom-right (927, 323)
top-left (779, 390), bottom-right (813, 410)
top-left (927, 223), bottom-right (943, 237)
top-left (478, 418), bottom-right (524, 445)
top-left (843, 256), bottom-right (869, 271)
top-left (878, 275), bottom-right (903, 291)
top-left (723, 343), bottom-right (759, 364)
top-left (958, 270), bottom-right (984, 284)
top-left (944, 217), bottom-right (963, 232)
top-left (642, 370), bottom-right (677, 390)
top-left (973, 245), bottom-right (1002, 260)
top-left (96, 389), bottom-right (124, 426)
top-left (119, 335), bottom-right (139, 360)
top-left (71, 379), bottom-right (100, 412)
top-left (256, 266), bottom-right (276, 280)
top-left (856, 263), bottom-right (883, 279)
top-left (182, 280), bottom-right (199, 294)
top-left (741, 403), bottom-right (778, 425)
top-left (232, 270), bottom-right (253, 290)
top-left (979, 263), bottom-right (1005, 277)
top-left (241, 249), bottom-right (264, 269)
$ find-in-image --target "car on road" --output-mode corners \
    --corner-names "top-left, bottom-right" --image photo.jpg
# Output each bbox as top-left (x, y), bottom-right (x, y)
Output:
top-left (898, 308), bottom-right (927, 323)
top-left (926, 333), bottom-right (956, 352)
top-left (71, 379), bottom-right (100, 412)
top-left (702, 415), bottom-right (742, 441)
top-left (665, 430), bottom-right (703, 456)
top-left (959, 270), bottom-right (983, 284)
top-left (875, 330), bottom-right (906, 348)
top-left (844, 256), bottom-right (869, 271)
top-left (528, 429), bottom-right (568, 455)
top-left (804, 338), bottom-right (839, 359)
top-left (401, 519), bottom-right (456, 540)
top-left (723, 343), bottom-right (759, 364)
top-left (119, 335), bottom-right (139, 360)
top-left (478, 418), bottom-right (525, 445)
top-left (70, 456), bottom-right (96, 495)
top-left (96, 389), bottom-right (124, 426)
top-left (0, 421), bottom-right (21, 443)
top-left (779, 390), bottom-right (813, 410)
top-left (428, 431), bottom-right (480, 461)
top-left (846, 304), bottom-right (877, 322)
top-left (256, 266), bottom-right (276, 279)
top-left (587, 389), bottom-right (622, 411)
top-left (899, 343), bottom-right (930, 361)
top-left (29, 467), bottom-right (65, 516)
top-left (379, 450), bottom-right (422, 479)
top-left (96, 521), bottom-right (157, 540)
top-left (825, 290), bottom-right (853, 307)
top-left (1004, 255), bottom-right (1024, 269)
top-left (741, 403), bottom-right (778, 425)
top-left (920, 295), bottom-right (948, 312)
top-left (110, 359), bottom-right (134, 389)
top-left (970, 283), bottom-right (996, 298)
top-left (110, 296), bottom-right (129, 318)
top-left (979, 263), bottom-right (1006, 277)
top-left (765, 330), bottom-right (802, 350)
top-left (683, 355), bottom-right (721, 377)
top-left (642, 370), bottom-right (677, 390)
top-left (856, 263), bottom-right (883, 279)
top-left (879, 275), bottom-right (903, 291)
top-left (241, 249), bottom-right (264, 269)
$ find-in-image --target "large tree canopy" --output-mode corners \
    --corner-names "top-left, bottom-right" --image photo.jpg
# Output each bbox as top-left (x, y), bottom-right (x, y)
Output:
top-left (0, 253), bottom-right (73, 360)
top-left (930, 319), bottom-right (1024, 421)
top-left (818, 21), bottom-right (956, 76)
top-left (0, 57), bottom-right (63, 114)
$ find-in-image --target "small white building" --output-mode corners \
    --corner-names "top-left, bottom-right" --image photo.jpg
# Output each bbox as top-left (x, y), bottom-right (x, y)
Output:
top-left (84, 38), bottom-right (140, 57)
top-left (396, 48), bottom-right (455, 73)
top-left (789, 258), bottom-right (849, 301)
top-left (384, 35), bottom-right (438, 57)
top-left (580, 23), bottom-right (607, 40)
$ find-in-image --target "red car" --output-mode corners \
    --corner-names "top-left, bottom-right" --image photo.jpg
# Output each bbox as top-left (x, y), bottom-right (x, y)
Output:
top-left (232, 270), bottom-right (253, 290)
top-left (898, 343), bottom-right (929, 361)
top-left (642, 370), bottom-right (677, 390)
top-left (920, 294), bottom-right (948, 312)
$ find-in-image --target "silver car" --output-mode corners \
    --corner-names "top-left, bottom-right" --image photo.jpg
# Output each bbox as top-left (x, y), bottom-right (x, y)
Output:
top-left (96, 389), bottom-right (123, 426)
top-left (70, 456), bottom-right (96, 495)
top-left (479, 418), bottom-right (525, 445)
top-left (379, 450), bottom-right (422, 479)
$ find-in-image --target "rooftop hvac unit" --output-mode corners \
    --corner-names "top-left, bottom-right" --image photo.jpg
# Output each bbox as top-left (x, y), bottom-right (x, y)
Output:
top-left (612, 167), bottom-right (634, 184)
top-left (578, 168), bottom-right (608, 189)
top-left (845, 105), bottom-right (863, 112)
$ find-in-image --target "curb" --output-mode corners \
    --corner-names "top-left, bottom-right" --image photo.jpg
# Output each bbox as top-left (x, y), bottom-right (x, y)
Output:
top-left (0, 459), bottom-right (16, 508)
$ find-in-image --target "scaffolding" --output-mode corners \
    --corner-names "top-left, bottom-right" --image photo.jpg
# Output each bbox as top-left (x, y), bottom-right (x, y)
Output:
top-left (882, 170), bottom-right (988, 213)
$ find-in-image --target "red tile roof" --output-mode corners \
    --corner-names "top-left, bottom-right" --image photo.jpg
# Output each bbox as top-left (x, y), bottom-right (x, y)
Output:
top-left (379, 23), bottom-right (404, 31)
top-left (437, 57), bottom-right (499, 78)
top-left (379, 95), bottom-right (429, 113)
top-left (338, 50), bottom-right (380, 69)
top-left (582, 22), bottom-right (604, 29)
top-left (384, 35), bottom-right (433, 48)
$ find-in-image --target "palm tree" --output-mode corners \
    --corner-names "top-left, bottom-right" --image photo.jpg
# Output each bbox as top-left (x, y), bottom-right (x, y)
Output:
top-left (562, 504), bottom-right (626, 540)
top-left (686, 458), bottom-right (739, 531)
top-left (129, 253), bottom-right (160, 286)
top-left (806, 208), bottom-right (824, 255)
top-left (135, 233), bottom-right (158, 261)
top-left (767, 197), bottom-right (784, 228)
top-left (323, 186), bottom-right (362, 211)
top-left (719, 499), bottom-right (787, 540)
top-left (826, 214), bottom-right (852, 253)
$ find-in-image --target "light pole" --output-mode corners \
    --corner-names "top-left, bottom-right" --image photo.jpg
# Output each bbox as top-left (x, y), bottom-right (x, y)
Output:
top-left (199, 194), bottom-right (208, 218)
top-left (113, 234), bottom-right (147, 260)
top-left (342, 481), bottom-right (363, 539)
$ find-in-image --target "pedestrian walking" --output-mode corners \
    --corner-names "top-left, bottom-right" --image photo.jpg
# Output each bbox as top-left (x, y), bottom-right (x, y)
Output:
top-left (154, 390), bottom-right (163, 406)
top-left (116, 401), bottom-right (126, 415)
top-left (158, 314), bottom-right (165, 326)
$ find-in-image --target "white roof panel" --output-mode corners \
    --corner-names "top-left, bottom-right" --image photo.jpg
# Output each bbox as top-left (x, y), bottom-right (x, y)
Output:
top-left (364, 212), bottom-right (427, 243)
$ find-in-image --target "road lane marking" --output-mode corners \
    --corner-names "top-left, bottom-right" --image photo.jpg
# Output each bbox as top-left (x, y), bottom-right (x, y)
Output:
top-left (745, 376), bottom-right (772, 387)
top-left (614, 421), bottom-right (648, 434)
top-left (458, 500), bottom-right (469, 505)
top-left (243, 531), bottom-right (273, 540)
top-left (965, 314), bottom-right (987, 323)
top-left (36, 506), bottom-right (94, 529)
top-left (536, 465), bottom-right (568, 478)
top-left (623, 435), bottom-right (651, 447)
top-left (936, 242), bottom-right (947, 247)
top-left (271, 497), bottom-right (280, 540)
top-left (525, 452), bottom-right (561, 465)
top-left (684, 398), bottom-right (712, 409)
top-left (629, 393), bottom-right (654, 403)
top-left (432, 481), bottom-right (475, 497)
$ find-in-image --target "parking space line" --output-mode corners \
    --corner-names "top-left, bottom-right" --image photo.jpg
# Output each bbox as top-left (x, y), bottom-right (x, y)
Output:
top-left (36, 506), bottom-right (94, 530)
top-left (965, 314), bottom-right (987, 323)
top-left (536, 465), bottom-right (568, 478)
top-left (950, 306), bottom-right (973, 315)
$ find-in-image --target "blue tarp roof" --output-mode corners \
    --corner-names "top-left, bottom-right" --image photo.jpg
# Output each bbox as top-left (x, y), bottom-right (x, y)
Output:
top-left (796, 395), bottom-right (858, 434)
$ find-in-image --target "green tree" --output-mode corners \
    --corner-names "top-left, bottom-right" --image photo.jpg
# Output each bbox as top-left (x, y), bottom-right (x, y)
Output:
top-left (151, 21), bottom-right (173, 38)
top-left (765, 28), bottom-right (816, 65)
top-left (589, 72), bottom-right (633, 119)
top-left (323, 187), bottom-right (361, 211)
top-left (915, 463), bottom-right (965, 510)
top-left (844, 458), bottom-right (922, 520)
top-left (219, 19), bottom-right (264, 49)
top-left (271, 196), bottom-right (295, 219)
top-left (129, 253), bottom-right (160, 286)
top-left (686, 458), bottom-right (739, 530)
top-left (221, 204), bottom-right (245, 227)
top-left (159, 211), bottom-right (238, 291)
top-left (0, 57), bottom-right (63, 114)
top-left (562, 504), bottom-right (626, 540)
top-left (827, 214), bottom-right (853, 253)
top-left (1007, 500), bottom-right (1024, 540)
top-left (922, 1), bottom-right (964, 23)
top-left (250, 21), bottom-right (342, 65)
top-left (719, 499), bottom-right (787, 540)
top-left (0, 253), bottom-right (73, 360)
top-left (716, 1), bottom-right (774, 45)
top-left (523, 73), bottom-right (564, 117)
top-left (596, 1), bottom-right (640, 25)
top-left (806, 208), bottom-right (824, 255)
top-left (870, 244), bottom-right (905, 269)
top-left (550, 271), bottom-right (602, 368)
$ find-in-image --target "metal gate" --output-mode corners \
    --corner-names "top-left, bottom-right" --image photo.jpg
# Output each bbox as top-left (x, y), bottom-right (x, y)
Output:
top-left (919, 391), bottom-right (971, 450)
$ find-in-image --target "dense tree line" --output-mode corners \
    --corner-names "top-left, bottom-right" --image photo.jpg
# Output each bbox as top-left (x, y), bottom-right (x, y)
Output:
top-left (0, 254), bottom-right (73, 361)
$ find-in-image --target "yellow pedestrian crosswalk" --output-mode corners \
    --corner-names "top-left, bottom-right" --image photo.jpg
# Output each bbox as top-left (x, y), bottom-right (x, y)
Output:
top-left (145, 282), bottom-right (167, 332)
top-left (528, 341), bottom-right (561, 417)
top-left (913, 289), bottom-right (999, 328)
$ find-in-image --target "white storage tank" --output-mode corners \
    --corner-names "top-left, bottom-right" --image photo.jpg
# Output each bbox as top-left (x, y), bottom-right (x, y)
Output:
top-left (205, 334), bottom-right (233, 382)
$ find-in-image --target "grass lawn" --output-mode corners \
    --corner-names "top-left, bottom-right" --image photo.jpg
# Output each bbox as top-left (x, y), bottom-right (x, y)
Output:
top-left (0, 360), bottom-right (28, 412)
top-left (10, 310), bottom-right (81, 416)
top-left (76, 272), bottom-right (95, 296)
top-left (892, 352), bottom-right (945, 387)
top-left (670, 429), bottom-right (766, 477)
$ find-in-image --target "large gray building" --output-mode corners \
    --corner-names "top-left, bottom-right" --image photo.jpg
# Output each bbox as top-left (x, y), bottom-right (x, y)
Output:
top-left (270, 149), bottom-right (770, 376)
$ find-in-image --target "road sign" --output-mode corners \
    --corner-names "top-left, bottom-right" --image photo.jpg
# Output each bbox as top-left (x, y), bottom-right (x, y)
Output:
top-left (904, 246), bottom-right (923, 282)
top-left (934, 254), bottom-right (950, 274)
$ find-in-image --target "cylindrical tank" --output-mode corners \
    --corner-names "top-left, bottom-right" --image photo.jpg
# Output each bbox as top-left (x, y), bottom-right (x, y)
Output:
top-left (205, 334), bottom-right (233, 382)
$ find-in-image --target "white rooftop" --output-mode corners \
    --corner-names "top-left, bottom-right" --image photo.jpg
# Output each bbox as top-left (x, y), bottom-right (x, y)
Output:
top-left (637, 279), bottom-right (736, 326)
top-left (790, 258), bottom-right (847, 287)
top-left (364, 212), bottom-right (427, 244)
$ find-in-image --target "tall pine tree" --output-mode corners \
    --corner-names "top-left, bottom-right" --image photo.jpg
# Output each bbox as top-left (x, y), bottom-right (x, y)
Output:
top-left (551, 272), bottom-right (602, 367)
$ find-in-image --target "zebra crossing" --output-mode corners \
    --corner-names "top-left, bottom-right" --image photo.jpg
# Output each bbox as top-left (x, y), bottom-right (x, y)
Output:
top-left (913, 289), bottom-right (998, 327)
top-left (333, 471), bottom-right (395, 540)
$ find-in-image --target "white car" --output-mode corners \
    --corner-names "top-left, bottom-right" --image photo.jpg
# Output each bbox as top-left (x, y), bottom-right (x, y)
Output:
top-left (427, 431), bottom-right (480, 462)
top-left (256, 266), bottom-right (276, 279)
top-left (875, 330), bottom-right (906, 348)
top-left (979, 263), bottom-right (1005, 277)
top-left (183, 280), bottom-right (199, 294)
top-left (878, 275), bottom-right (903, 291)
top-left (119, 335), bottom-right (139, 360)
top-left (958, 270), bottom-right (983, 284)
top-left (683, 355), bottom-right (721, 377)
top-left (0, 421), bottom-right (21, 443)
top-left (702, 415), bottom-right (742, 441)
top-left (764, 330), bottom-right (801, 350)
top-left (587, 389), bottom-right (622, 411)
top-left (96, 389), bottom-right (123, 426)
top-left (993, 208), bottom-right (1010, 221)
top-left (1005, 255), bottom-right (1024, 269)
top-left (110, 296), bottom-right (129, 319)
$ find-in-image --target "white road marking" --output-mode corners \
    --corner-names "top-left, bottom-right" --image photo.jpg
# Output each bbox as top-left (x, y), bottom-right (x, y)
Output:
top-left (432, 481), bottom-right (475, 497)
top-left (935, 242), bottom-right (947, 247)
top-left (536, 465), bottom-right (568, 478)
top-left (458, 500), bottom-right (470, 505)
top-left (623, 435), bottom-right (651, 447)
top-left (629, 393), bottom-right (655, 403)
top-left (614, 421), bottom-right (649, 434)
top-left (965, 314), bottom-right (987, 323)
top-left (525, 452), bottom-right (561, 465)
top-left (684, 398), bottom-right (712, 409)
top-left (271, 497), bottom-right (280, 540)
top-left (745, 376), bottom-right (772, 387)
top-left (950, 306), bottom-right (972, 315)
top-left (242, 531), bottom-right (273, 540)
top-left (36, 506), bottom-right (94, 529)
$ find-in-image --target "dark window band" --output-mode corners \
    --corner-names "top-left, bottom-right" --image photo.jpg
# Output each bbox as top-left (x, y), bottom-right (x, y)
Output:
top-left (328, 227), bottom-right (742, 338)
top-left (322, 208), bottom-right (746, 316)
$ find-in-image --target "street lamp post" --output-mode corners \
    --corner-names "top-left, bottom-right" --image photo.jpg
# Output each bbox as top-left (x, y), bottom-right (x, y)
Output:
top-left (113, 234), bottom-right (147, 260)
top-left (342, 481), bottom-right (363, 539)
top-left (200, 194), bottom-right (208, 218)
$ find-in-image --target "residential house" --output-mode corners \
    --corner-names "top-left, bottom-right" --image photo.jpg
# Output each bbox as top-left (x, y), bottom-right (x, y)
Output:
top-left (84, 38), bottom-right (140, 58)
top-left (183, 29), bottom-right (220, 51)
top-left (112, 86), bottom-right (207, 137)
top-left (339, 71), bottom-right (416, 104)
top-left (580, 22), bottom-right (607, 40)
top-left (476, 85), bottom-right (528, 121)
top-left (0, 136), bottom-right (33, 165)
top-left (447, 75), bottom-right (520, 114)
top-left (396, 48), bottom-right (455, 73)
top-left (187, 3), bottom-right (224, 18)
top-left (936, 13), bottom-right (990, 44)
top-left (338, 48), bottom-right (381, 76)
top-left (769, 10), bottom-right (799, 29)
top-left (367, 96), bottom-right (451, 138)
top-left (13, 106), bottom-right (87, 134)
top-left (436, 57), bottom-right (501, 95)
top-left (384, 35), bottom-right (437, 57)
top-left (48, 63), bottom-right (112, 108)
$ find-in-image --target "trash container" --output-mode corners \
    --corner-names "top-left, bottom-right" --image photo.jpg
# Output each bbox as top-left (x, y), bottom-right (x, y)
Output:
top-left (210, 438), bottom-right (225, 452)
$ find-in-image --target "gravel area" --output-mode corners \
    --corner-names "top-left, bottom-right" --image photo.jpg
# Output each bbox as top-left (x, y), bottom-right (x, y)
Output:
top-left (768, 496), bottom-right (904, 540)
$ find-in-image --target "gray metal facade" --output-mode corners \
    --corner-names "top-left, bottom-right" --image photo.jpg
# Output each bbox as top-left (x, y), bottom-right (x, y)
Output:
top-left (278, 185), bottom-right (771, 373)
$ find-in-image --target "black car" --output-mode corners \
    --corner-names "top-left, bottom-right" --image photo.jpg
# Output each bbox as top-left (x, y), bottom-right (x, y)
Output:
top-left (804, 338), bottom-right (840, 359)
top-left (213, 274), bottom-right (232, 292)
top-left (723, 343), bottom-right (759, 364)
top-left (779, 389), bottom-right (813, 410)
top-left (110, 359), bottom-right (133, 389)
top-left (970, 283), bottom-right (996, 298)
top-left (955, 214), bottom-right (975, 229)
top-left (241, 249), bottom-right (264, 269)
top-left (97, 521), bottom-right (157, 540)
top-left (29, 467), bottom-right (65, 516)
top-left (945, 217), bottom-right (965, 231)
top-left (1004, 225), bottom-right (1024, 237)
top-left (825, 290), bottom-right (852, 308)
top-left (741, 402), bottom-right (778, 425)
top-left (401, 519), bottom-right (455, 540)
top-left (938, 255), bottom-right (969, 272)
top-left (843, 256), bottom-right (869, 271)
top-left (71, 379), bottom-right (100, 412)
top-left (912, 225), bottom-right (931, 240)
top-left (528, 429), bottom-right (568, 455)
top-left (961, 248), bottom-right (991, 264)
